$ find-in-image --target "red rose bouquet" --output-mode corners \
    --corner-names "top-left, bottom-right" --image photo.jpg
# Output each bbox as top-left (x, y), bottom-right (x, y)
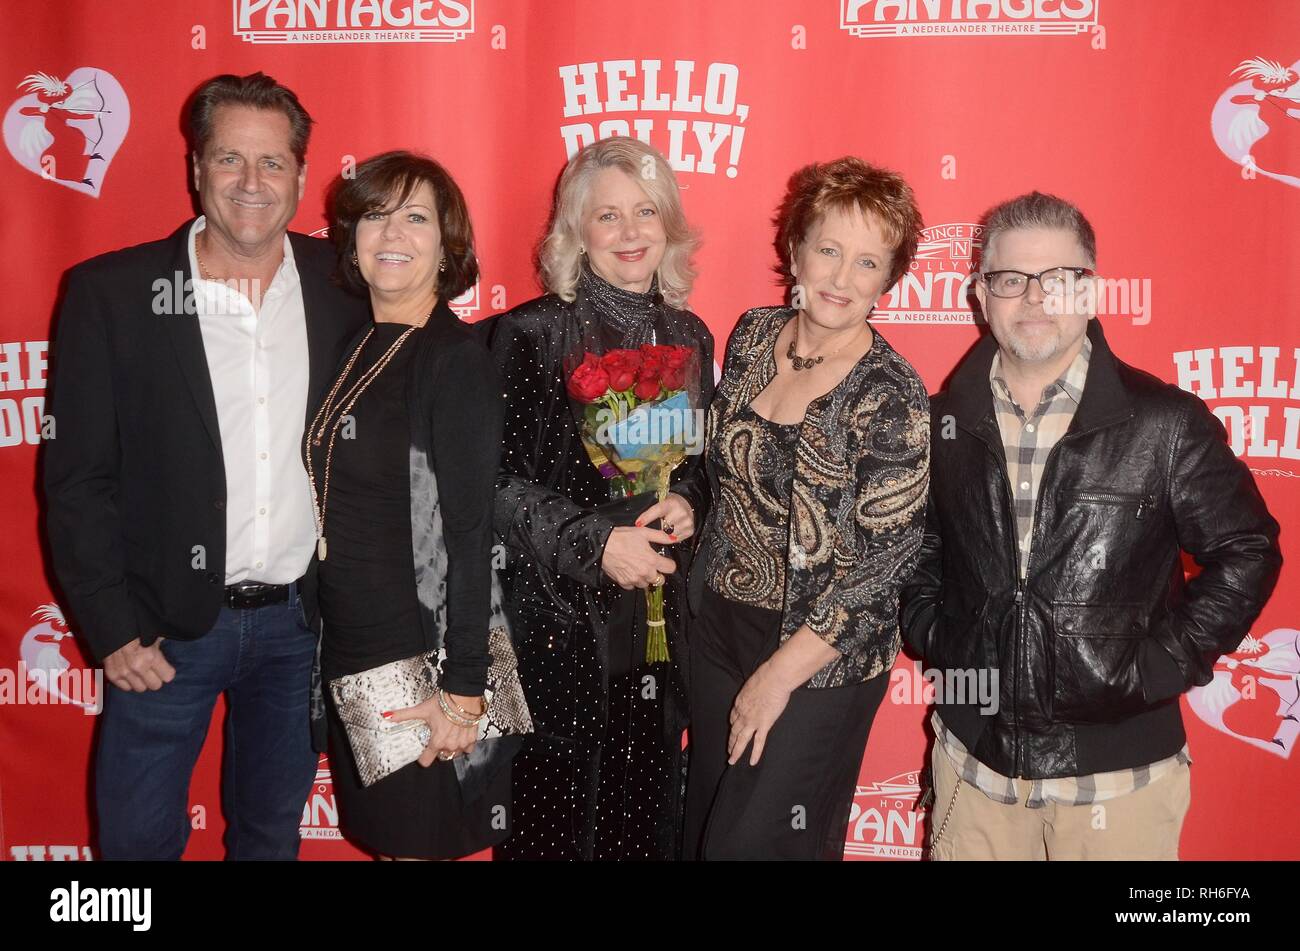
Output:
top-left (566, 343), bottom-right (703, 662)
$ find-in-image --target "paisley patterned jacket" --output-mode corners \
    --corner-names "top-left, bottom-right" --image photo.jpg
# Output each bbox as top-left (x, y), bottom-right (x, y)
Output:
top-left (688, 306), bottom-right (930, 687)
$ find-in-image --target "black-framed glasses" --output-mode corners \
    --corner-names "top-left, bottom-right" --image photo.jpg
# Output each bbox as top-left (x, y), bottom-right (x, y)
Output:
top-left (980, 266), bottom-right (1095, 298)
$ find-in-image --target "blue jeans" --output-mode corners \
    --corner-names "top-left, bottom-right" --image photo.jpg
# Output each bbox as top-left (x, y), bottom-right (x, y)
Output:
top-left (95, 584), bottom-right (319, 860)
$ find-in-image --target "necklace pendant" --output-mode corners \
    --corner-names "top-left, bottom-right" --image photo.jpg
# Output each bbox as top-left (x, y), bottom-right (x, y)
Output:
top-left (312, 436), bottom-right (322, 447)
top-left (788, 325), bottom-right (832, 371)
top-left (317, 536), bottom-right (327, 561)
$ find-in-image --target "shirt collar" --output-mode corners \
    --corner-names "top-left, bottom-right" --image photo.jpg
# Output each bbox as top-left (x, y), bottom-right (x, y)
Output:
top-left (188, 216), bottom-right (297, 287)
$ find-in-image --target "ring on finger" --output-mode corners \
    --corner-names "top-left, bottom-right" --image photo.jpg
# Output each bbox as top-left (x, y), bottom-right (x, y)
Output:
top-left (652, 573), bottom-right (666, 586)
top-left (437, 750), bottom-right (454, 761)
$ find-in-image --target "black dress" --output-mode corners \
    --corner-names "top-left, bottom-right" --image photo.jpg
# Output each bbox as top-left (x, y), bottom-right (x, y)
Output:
top-left (481, 267), bottom-right (715, 860)
top-left (684, 393), bottom-right (888, 860)
top-left (313, 319), bottom-right (509, 860)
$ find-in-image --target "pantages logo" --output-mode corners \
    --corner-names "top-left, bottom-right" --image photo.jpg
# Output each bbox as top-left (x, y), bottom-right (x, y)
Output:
top-left (872, 223), bottom-right (980, 324)
top-left (846, 770), bottom-right (925, 859)
top-left (233, 0), bottom-right (473, 44)
top-left (840, 0), bottom-right (1100, 38)
top-left (300, 754), bottom-right (342, 839)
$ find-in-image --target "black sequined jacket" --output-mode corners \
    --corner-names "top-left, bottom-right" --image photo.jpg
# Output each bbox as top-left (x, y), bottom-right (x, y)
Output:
top-left (689, 306), bottom-right (930, 687)
top-left (478, 288), bottom-right (715, 740)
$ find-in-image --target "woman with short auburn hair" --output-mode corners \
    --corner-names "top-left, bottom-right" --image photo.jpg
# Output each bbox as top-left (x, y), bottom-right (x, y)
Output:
top-left (683, 156), bottom-right (930, 860)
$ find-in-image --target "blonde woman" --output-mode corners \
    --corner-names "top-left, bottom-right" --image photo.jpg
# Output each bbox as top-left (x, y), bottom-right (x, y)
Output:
top-left (481, 136), bottom-right (714, 860)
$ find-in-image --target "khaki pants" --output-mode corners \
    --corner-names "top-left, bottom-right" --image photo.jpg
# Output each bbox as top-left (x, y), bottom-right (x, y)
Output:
top-left (927, 742), bottom-right (1190, 860)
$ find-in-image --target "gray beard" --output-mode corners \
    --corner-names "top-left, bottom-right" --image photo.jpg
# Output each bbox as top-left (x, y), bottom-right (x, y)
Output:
top-left (1006, 327), bottom-right (1064, 364)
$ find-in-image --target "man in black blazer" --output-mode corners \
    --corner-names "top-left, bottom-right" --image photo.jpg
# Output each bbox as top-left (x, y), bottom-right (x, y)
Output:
top-left (43, 73), bottom-right (367, 860)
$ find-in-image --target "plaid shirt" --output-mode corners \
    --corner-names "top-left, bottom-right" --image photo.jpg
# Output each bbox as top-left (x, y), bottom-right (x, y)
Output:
top-left (933, 337), bottom-right (1190, 807)
top-left (934, 711), bottom-right (1191, 808)
top-left (990, 336), bottom-right (1091, 578)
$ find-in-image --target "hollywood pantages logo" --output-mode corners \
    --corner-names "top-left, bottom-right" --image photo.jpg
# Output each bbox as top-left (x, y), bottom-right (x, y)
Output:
top-left (839, 0), bottom-right (1100, 38)
top-left (232, 0), bottom-right (474, 44)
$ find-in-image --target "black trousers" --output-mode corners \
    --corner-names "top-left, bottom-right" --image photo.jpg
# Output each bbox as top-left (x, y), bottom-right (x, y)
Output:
top-left (684, 589), bottom-right (889, 860)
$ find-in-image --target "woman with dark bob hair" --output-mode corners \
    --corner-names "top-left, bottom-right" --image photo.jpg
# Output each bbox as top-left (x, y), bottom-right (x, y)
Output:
top-left (683, 157), bottom-right (931, 860)
top-left (306, 150), bottom-right (521, 859)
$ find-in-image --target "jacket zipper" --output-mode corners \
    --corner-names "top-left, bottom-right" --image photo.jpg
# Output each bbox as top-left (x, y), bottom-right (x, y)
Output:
top-left (1072, 489), bottom-right (1154, 513)
top-left (1012, 413), bottom-right (1136, 775)
top-left (968, 410), bottom-right (1135, 778)
top-left (1016, 439), bottom-right (1064, 777)
top-left (975, 436), bottom-right (1025, 771)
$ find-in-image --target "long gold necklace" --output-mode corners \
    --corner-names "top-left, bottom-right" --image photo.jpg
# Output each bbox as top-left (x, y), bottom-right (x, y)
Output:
top-left (305, 310), bottom-right (431, 561)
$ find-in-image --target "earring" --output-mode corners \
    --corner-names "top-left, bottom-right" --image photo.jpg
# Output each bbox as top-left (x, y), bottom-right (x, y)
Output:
top-left (579, 245), bottom-right (586, 256)
top-left (438, 257), bottom-right (447, 273)
top-left (350, 252), bottom-right (359, 268)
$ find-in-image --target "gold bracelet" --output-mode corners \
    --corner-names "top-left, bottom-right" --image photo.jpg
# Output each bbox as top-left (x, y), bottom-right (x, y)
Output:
top-left (437, 690), bottom-right (482, 728)
top-left (448, 691), bottom-right (488, 720)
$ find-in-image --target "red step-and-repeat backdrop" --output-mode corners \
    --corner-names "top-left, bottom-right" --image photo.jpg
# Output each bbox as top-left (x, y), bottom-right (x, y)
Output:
top-left (1, 1), bottom-right (1296, 861)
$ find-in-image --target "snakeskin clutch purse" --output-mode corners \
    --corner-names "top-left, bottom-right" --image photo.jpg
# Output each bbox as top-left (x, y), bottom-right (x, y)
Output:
top-left (327, 625), bottom-right (532, 787)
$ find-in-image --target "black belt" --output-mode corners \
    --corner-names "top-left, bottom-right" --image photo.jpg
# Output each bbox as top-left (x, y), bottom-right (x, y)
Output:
top-left (224, 580), bottom-right (293, 609)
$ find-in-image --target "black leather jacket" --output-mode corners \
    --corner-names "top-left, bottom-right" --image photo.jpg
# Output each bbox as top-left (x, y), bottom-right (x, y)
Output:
top-left (901, 319), bottom-right (1281, 778)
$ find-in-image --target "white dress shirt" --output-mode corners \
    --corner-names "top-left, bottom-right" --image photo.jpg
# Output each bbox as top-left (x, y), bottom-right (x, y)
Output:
top-left (188, 217), bottom-right (316, 585)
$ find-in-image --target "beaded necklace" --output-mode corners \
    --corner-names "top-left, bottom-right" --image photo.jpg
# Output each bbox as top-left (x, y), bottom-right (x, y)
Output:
top-left (305, 310), bottom-right (430, 560)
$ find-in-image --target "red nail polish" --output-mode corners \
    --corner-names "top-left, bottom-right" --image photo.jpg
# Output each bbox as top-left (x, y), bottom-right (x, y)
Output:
top-left (381, 711), bottom-right (392, 719)
top-left (635, 520), bottom-right (642, 527)
top-left (669, 534), bottom-right (679, 541)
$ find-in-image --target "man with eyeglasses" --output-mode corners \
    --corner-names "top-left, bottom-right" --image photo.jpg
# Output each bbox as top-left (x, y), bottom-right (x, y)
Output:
top-left (900, 191), bottom-right (1280, 859)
